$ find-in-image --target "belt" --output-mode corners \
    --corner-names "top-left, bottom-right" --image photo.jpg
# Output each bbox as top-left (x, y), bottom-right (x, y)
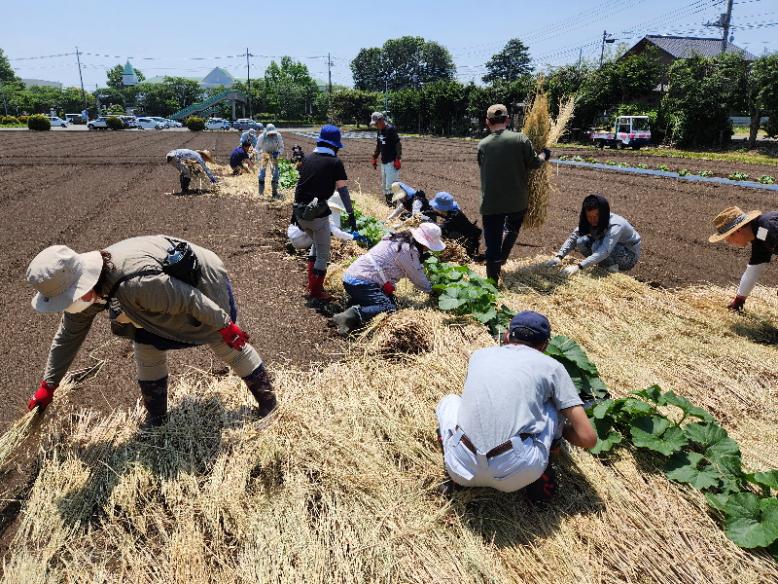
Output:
top-left (457, 427), bottom-right (534, 459)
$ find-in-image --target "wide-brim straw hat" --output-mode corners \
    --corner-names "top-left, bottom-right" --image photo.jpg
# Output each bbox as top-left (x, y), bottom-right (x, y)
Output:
top-left (27, 245), bottom-right (103, 313)
top-left (327, 192), bottom-right (347, 213)
top-left (708, 206), bottom-right (761, 243)
top-left (196, 150), bottom-right (214, 163)
top-left (410, 223), bottom-right (446, 252)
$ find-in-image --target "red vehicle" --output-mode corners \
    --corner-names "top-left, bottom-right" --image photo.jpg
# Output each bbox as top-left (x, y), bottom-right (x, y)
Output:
top-left (591, 116), bottom-right (651, 150)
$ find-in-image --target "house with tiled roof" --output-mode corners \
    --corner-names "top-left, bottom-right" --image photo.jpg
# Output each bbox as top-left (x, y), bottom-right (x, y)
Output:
top-left (620, 35), bottom-right (756, 66)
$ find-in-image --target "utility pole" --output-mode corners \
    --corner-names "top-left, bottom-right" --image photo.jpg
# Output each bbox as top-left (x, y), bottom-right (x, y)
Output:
top-left (327, 53), bottom-right (333, 94)
top-left (578, 47), bottom-right (583, 66)
top-left (705, 0), bottom-right (735, 54)
top-left (599, 31), bottom-right (615, 67)
top-left (246, 47), bottom-right (252, 117)
top-left (75, 46), bottom-right (86, 108)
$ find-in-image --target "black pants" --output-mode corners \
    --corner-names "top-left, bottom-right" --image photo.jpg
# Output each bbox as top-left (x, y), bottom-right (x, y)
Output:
top-left (482, 210), bottom-right (526, 264)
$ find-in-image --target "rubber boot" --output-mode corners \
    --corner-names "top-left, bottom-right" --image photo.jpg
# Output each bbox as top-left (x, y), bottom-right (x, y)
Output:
top-left (180, 175), bottom-right (191, 194)
top-left (332, 306), bottom-right (362, 336)
top-left (306, 257), bottom-right (316, 292)
top-left (242, 364), bottom-right (277, 418)
top-left (485, 261), bottom-right (502, 284)
top-left (271, 180), bottom-right (281, 200)
top-left (308, 269), bottom-right (333, 302)
top-left (138, 377), bottom-right (168, 429)
top-left (258, 179), bottom-right (265, 197)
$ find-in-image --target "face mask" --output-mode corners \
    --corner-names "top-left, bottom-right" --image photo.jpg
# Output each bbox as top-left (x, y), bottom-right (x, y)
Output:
top-left (64, 297), bottom-right (95, 314)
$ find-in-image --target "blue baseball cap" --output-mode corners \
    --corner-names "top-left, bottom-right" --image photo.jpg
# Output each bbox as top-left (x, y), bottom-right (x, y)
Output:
top-left (430, 192), bottom-right (459, 212)
top-left (317, 124), bottom-right (344, 149)
top-left (508, 311), bottom-right (551, 344)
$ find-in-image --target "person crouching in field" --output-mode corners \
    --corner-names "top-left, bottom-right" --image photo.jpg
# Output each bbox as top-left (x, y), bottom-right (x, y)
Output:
top-left (331, 223), bottom-right (445, 336)
top-left (230, 141), bottom-right (255, 175)
top-left (293, 125), bottom-right (358, 304)
top-left (287, 192), bottom-right (364, 254)
top-left (435, 311), bottom-right (597, 501)
top-left (387, 182), bottom-right (433, 221)
top-left (708, 205), bottom-right (777, 311)
top-left (165, 148), bottom-right (218, 194)
top-left (428, 192), bottom-right (482, 259)
top-left (25, 236), bottom-right (277, 427)
top-left (545, 194), bottom-right (641, 276)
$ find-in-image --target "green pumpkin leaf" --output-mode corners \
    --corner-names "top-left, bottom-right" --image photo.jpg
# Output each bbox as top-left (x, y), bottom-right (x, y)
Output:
top-left (684, 422), bottom-right (743, 476)
top-left (665, 452), bottom-right (721, 490)
top-left (723, 494), bottom-right (778, 549)
top-left (590, 430), bottom-right (623, 455)
top-left (630, 416), bottom-right (688, 456)
top-left (633, 385), bottom-right (662, 403)
top-left (439, 296), bottom-right (467, 311)
top-left (659, 390), bottom-right (714, 422)
top-left (546, 336), bottom-right (598, 375)
top-left (746, 470), bottom-right (778, 492)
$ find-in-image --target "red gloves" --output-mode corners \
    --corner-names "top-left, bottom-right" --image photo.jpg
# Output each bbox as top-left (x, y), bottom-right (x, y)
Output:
top-left (218, 322), bottom-right (250, 350)
top-left (28, 380), bottom-right (56, 411)
top-left (371, 158), bottom-right (378, 169)
top-left (393, 159), bottom-right (401, 170)
top-left (728, 295), bottom-right (746, 311)
top-left (382, 282), bottom-right (396, 296)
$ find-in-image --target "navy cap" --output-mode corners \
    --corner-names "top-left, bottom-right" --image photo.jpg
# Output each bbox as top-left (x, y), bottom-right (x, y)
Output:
top-left (508, 311), bottom-right (551, 343)
top-left (317, 124), bottom-right (344, 149)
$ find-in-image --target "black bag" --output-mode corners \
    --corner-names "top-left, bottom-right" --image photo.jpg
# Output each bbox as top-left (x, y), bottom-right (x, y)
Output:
top-left (294, 197), bottom-right (329, 221)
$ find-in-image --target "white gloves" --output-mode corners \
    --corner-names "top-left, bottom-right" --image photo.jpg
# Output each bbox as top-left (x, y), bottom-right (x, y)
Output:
top-left (544, 256), bottom-right (562, 268)
top-left (562, 265), bottom-right (580, 277)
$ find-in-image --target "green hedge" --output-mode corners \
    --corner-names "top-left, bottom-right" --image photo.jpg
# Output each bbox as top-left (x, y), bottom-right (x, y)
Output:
top-left (27, 114), bottom-right (51, 131)
top-left (106, 116), bottom-right (124, 130)
top-left (186, 116), bottom-right (205, 132)
top-left (0, 115), bottom-right (20, 125)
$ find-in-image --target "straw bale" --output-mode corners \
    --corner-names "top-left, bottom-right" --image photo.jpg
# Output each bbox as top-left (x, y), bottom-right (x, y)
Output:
top-left (1, 259), bottom-right (776, 583)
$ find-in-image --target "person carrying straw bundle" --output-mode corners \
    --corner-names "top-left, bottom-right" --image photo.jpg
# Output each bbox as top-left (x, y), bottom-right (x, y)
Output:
top-left (331, 223), bottom-right (445, 336)
top-left (294, 125), bottom-right (358, 304)
top-left (708, 206), bottom-right (777, 311)
top-left (165, 148), bottom-right (218, 194)
top-left (545, 194), bottom-right (641, 275)
top-left (478, 104), bottom-right (550, 284)
top-left (25, 236), bottom-right (277, 427)
top-left (435, 310), bottom-right (596, 501)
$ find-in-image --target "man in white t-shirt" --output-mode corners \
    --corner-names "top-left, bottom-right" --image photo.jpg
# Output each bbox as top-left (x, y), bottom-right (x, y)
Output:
top-left (435, 310), bottom-right (597, 501)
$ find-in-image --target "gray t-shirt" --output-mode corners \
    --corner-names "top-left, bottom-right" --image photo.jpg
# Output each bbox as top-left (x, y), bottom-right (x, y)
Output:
top-left (457, 344), bottom-right (582, 452)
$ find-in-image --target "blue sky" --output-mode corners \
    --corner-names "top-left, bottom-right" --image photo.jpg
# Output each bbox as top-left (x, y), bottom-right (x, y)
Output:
top-left (3, 0), bottom-right (776, 88)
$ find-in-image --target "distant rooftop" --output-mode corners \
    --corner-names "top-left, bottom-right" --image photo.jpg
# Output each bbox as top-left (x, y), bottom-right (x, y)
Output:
top-left (625, 35), bottom-right (757, 60)
top-left (22, 79), bottom-right (63, 89)
top-left (144, 67), bottom-right (235, 88)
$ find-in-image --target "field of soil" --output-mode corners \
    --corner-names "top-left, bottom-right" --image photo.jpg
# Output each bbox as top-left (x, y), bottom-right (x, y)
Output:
top-left (1, 130), bottom-right (776, 432)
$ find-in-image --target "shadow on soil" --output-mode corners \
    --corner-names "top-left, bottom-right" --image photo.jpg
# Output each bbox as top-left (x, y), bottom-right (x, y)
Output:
top-left (730, 314), bottom-right (778, 346)
top-left (502, 262), bottom-right (571, 296)
top-left (56, 392), bottom-right (254, 529)
top-left (449, 457), bottom-right (604, 548)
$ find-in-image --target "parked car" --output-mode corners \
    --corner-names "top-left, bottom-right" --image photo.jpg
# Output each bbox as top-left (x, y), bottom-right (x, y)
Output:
top-left (591, 116), bottom-right (651, 150)
top-left (65, 113), bottom-right (85, 125)
top-left (205, 117), bottom-right (231, 130)
top-left (87, 117), bottom-right (109, 130)
top-left (119, 115), bottom-right (138, 129)
top-left (232, 118), bottom-right (258, 131)
top-left (136, 117), bottom-right (165, 130)
top-left (48, 116), bottom-right (68, 128)
top-left (148, 116), bottom-right (171, 128)
top-left (165, 119), bottom-right (183, 128)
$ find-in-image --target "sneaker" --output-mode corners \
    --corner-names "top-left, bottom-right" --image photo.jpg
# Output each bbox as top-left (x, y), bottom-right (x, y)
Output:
top-left (523, 464), bottom-right (558, 503)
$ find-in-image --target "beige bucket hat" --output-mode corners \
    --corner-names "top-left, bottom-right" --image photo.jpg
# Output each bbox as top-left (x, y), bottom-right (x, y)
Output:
top-left (391, 181), bottom-right (415, 203)
top-left (196, 150), bottom-right (214, 163)
top-left (708, 206), bottom-right (761, 243)
top-left (410, 222), bottom-right (446, 252)
top-left (26, 245), bottom-right (103, 313)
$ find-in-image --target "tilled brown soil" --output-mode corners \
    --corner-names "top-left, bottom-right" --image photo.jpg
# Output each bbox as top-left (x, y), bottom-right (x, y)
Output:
top-left (0, 131), bottom-right (345, 434)
top-left (283, 132), bottom-right (777, 289)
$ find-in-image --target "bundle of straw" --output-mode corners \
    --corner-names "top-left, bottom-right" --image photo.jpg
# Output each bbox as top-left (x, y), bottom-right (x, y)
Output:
top-left (521, 93), bottom-right (576, 229)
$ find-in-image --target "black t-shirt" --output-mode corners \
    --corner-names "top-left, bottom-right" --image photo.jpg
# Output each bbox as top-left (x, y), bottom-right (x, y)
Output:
top-left (441, 210), bottom-right (482, 240)
top-left (294, 152), bottom-right (348, 214)
top-left (376, 125), bottom-right (400, 163)
top-left (749, 211), bottom-right (778, 264)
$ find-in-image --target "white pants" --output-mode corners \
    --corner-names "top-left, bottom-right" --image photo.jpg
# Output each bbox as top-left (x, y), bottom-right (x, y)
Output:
top-left (435, 394), bottom-right (562, 493)
top-left (380, 162), bottom-right (399, 195)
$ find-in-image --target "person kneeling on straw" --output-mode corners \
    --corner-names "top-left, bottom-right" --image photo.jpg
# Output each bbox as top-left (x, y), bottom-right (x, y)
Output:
top-left (331, 223), bottom-right (445, 336)
top-left (25, 236), bottom-right (277, 427)
top-left (436, 311), bottom-right (597, 500)
top-left (387, 181), bottom-right (433, 221)
top-left (708, 205), bottom-right (777, 311)
top-left (545, 193), bottom-right (641, 276)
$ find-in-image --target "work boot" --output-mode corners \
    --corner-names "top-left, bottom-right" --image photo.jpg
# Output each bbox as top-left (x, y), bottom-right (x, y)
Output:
top-left (258, 179), bottom-right (265, 197)
top-left (485, 261), bottom-right (502, 284)
top-left (332, 306), bottom-right (362, 336)
top-left (242, 364), bottom-right (277, 418)
top-left (523, 463), bottom-right (558, 504)
top-left (180, 175), bottom-right (191, 194)
top-left (138, 377), bottom-right (168, 429)
top-left (308, 269), bottom-right (333, 303)
top-left (305, 258), bottom-right (316, 292)
top-left (271, 181), bottom-right (281, 200)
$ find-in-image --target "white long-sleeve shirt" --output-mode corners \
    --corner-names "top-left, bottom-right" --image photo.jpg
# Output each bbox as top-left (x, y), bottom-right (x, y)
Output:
top-left (557, 213), bottom-right (641, 269)
top-left (166, 149), bottom-right (216, 182)
top-left (344, 237), bottom-right (431, 292)
top-left (258, 132), bottom-right (284, 155)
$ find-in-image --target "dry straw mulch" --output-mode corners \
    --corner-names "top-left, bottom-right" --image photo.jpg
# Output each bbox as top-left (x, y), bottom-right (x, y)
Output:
top-left (2, 259), bottom-right (776, 583)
